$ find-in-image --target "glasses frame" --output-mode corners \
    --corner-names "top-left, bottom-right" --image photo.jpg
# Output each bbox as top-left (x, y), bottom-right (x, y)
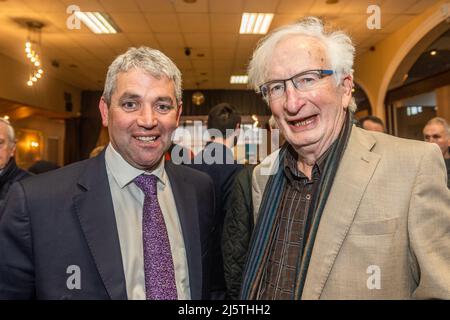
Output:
top-left (259, 69), bottom-right (334, 100)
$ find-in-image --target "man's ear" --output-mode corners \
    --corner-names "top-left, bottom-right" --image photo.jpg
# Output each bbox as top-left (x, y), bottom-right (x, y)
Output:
top-left (341, 75), bottom-right (353, 109)
top-left (175, 102), bottom-right (183, 127)
top-left (99, 97), bottom-right (109, 127)
top-left (9, 143), bottom-right (16, 158)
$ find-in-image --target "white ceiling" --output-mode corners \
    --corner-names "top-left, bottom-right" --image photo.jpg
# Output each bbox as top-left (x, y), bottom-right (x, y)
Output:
top-left (0, 0), bottom-right (439, 91)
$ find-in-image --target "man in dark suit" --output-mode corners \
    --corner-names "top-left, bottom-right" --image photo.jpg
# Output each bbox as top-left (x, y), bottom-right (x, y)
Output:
top-left (188, 103), bottom-right (244, 299)
top-left (0, 118), bottom-right (31, 213)
top-left (0, 47), bottom-right (215, 300)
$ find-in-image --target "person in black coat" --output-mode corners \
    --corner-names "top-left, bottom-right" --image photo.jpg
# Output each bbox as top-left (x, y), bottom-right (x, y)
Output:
top-left (222, 164), bottom-right (255, 299)
top-left (188, 103), bottom-right (244, 299)
top-left (0, 118), bottom-right (31, 213)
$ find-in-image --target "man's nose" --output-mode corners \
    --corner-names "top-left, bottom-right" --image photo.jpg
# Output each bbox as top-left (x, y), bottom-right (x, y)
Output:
top-left (284, 81), bottom-right (306, 114)
top-left (137, 106), bottom-right (157, 128)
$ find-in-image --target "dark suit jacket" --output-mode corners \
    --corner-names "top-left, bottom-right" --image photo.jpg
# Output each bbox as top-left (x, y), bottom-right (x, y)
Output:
top-left (188, 142), bottom-right (244, 299)
top-left (0, 152), bottom-right (215, 300)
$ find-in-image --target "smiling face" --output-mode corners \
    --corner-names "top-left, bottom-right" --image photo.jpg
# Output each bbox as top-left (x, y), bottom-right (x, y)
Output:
top-left (266, 35), bottom-right (352, 159)
top-left (99, 68), bottom-right (182, 170)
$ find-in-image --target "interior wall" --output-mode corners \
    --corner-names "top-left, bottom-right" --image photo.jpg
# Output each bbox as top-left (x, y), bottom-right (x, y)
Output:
top-left (436, 84), bottom-right (450, 122)
top-left (13, 116), bottom-right (65, 169)
top-left (354, 0), bottom-right (448, 121)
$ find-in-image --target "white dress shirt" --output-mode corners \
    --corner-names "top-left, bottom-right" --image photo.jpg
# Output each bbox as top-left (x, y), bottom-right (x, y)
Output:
top-left (104, 143), bottom-right (191, 300)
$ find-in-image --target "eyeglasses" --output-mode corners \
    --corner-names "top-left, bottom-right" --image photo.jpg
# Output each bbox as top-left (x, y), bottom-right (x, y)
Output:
top-left (259, 69), bottom-right (334, 100)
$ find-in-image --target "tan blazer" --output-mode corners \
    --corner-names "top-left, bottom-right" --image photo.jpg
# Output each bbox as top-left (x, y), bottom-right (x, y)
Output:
top-left (252, 126), bottom-right (450, 299)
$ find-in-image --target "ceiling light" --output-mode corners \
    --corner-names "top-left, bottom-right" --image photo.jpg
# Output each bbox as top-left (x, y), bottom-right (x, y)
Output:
top-left (230, 75), bottom-right (248, 84)
top-left (24, 23), bottom-right (44, 87)
top-left (240, 13), bottom-right (274, 34)
top-left (430, 50), bottom-right (437, 56)
top-left (74, 12), bottom-right (119, 34)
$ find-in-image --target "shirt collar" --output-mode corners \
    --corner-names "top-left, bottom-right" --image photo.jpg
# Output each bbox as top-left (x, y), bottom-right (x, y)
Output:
top-left (105, 143), bottom-right (166, 189)
top-left (283, 143), bottom-right (332, 181)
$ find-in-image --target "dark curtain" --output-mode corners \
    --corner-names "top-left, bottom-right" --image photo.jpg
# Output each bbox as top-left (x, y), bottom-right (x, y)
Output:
top-left (80, 91), bottom-right (103, 160)
top-left (182, 90), bottom-right (271, 116)
top-left (64, 118), bottom-right (81, 165)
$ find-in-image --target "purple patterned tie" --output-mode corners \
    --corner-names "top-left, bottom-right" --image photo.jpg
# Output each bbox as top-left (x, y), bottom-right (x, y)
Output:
top-left (134, 174), bottom-right (178, 300)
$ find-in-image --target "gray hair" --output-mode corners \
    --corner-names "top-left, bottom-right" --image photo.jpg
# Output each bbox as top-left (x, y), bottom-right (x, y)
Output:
top-left (0, 117), bottom-right (15, 146)
top-left (425, 117), bottom-right (450, 136)
top-left (248, 16), bottom-right (357, 112)
top-left (102, 46), bottom-right (182, 106)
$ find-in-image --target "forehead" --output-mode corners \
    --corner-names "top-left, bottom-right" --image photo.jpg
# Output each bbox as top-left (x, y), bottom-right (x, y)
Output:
top-left (364, 120), bottom-right (383, 128)
top-left (268, 35), bottom-right (329, 78)
top-left (0, 122), bottom-right (9, 138)
top-left (114, 69), bottom-right (175, 96)
top-left (424, 123), bottom-right (447, 135)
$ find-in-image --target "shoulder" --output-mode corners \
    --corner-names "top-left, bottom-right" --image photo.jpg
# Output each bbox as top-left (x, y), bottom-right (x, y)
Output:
top-left (19, 157), bottom-right (96, 193)
top-left (14, 168), bottom-right (33, 182)
top-left (165, 162), bottom-right (213, 186)
top-left (253, 148), bottom-right (281, 183)
top-left (353, 126), bottom-right (436, 159)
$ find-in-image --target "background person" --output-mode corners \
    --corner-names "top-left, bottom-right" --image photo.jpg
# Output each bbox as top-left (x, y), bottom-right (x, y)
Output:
top-left (423, 117), bottom-right (450, 188)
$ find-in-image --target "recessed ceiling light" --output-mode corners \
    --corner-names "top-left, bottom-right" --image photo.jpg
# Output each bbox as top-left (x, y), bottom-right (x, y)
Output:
top-left (430, 50), bottom-right (437, 56)
top-left (230, 75), bottom-right (248, 84)
top-left (239, 13), bottom-right (274, 34)
top-left (74, 12), bottom-right (119, 34)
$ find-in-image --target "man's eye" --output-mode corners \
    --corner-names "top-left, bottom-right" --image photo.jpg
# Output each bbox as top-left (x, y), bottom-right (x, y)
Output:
top-left (155, 104), bottom-right (174, 113)
top-left (295, 76), bottom-right (318, 86)
top-left (269, 83), bottom-right (284, 94)
top-left (122, 101), bottom-right (138, 110)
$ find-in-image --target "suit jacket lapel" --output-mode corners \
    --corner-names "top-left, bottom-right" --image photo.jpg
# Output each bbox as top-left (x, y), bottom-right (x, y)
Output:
top-left (165, 162), bottom-right (202, 300)
top-left (302, 128), bottom-right (381, 299)
top-left (73, 152), bottom-right (127, 300)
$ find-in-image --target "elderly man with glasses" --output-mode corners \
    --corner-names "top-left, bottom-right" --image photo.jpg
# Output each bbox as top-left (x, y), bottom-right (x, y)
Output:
top-left (240, 17), bottom-right (450, 300)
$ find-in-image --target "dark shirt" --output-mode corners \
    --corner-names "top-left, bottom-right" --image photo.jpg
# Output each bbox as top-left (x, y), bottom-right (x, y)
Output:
top-left (260, 145), bottom-right (330, 300)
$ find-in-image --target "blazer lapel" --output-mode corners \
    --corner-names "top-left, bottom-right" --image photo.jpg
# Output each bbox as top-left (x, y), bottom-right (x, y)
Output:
top-left (302, 128), bottom-right (381, 299)
top-left (165, 162), bottom-right (202, 300)
top-left (73, 153), bottom-right (127, 300)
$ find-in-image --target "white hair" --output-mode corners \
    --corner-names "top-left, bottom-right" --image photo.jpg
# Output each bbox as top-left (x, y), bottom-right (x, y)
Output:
top-left (248, 16), bottom-right (357, 112)
top-left (0, 117), bottom-right (15, 146)
top-left (103, 46), bottom-right (182, 106)
top-left (425, 117), bottom-right (450, 136)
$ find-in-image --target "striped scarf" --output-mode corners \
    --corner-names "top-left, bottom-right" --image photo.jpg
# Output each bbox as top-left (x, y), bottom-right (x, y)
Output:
top-left (240, 111), bottom-right (353, 299)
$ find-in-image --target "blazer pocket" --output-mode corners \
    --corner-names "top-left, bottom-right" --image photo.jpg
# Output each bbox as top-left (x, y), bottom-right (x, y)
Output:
top-left (348, 217), bottom-right (399, 236)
